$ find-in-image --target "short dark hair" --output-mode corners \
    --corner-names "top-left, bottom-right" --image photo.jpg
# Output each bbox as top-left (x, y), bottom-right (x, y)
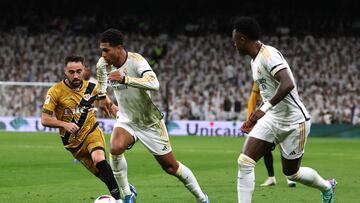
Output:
top-left (233, 17), bottom-right (261, 40)
top-left (64, 55), bottom-right (84, 66)
top-left (100, 28), bottom-right (124, 46)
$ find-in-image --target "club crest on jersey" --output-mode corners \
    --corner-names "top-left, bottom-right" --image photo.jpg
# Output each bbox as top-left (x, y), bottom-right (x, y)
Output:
top-left (257, 67), bottom-right (262, 75)
top-left (64, 108), bottom-right (75, 115)
top-left (82, 94), bottom-right (91, 101)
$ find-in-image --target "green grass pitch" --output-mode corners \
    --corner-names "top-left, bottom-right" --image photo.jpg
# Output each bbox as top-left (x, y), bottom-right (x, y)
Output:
top-left (0, 132), bottom-right (359, 203)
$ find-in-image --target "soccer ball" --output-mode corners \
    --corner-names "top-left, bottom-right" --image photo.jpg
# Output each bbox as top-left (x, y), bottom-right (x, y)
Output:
top-left (94, 195), bottom-right (121, 203)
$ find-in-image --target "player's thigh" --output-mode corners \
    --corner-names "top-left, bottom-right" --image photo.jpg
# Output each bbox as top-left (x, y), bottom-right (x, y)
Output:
top-left (242, 136), bottom-right (275, 162)
top-left (77, 127), bottom-right (106, 175)
top-left (245, 117), bottom-right (276, 162)
top-left (110, 123), bottom-right (136, 152)
top-left (135, 119), bottom-right (172, 156)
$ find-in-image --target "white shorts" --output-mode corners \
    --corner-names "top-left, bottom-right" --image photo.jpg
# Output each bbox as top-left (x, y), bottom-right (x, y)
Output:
top-left (113, 119), bottom-right (172, 155)
top-left (248, 114), bottom-right (311, 160)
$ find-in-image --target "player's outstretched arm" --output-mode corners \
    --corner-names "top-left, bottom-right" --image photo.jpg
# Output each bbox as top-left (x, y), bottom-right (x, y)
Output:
top-left (108, 70), bottom-right (160, 91)
top-left (96, 57), bottom-right (109, 96)
top-left (126, 71), bottom-right (159, 90)
top-left (41, 112), bottom-right (79, 134)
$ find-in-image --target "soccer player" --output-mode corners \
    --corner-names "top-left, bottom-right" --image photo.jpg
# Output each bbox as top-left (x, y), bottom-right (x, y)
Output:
top-left (96, 28), bottom-right (209, 203)
top-left (232, 17), bottom-right (336, 203)
top-left (41, 55), bottom-right (122, 203)
top-left (242, 82), bottom-right (297, 187)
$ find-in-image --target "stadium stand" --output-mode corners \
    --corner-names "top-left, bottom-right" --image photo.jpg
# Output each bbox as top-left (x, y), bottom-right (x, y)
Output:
top-left (0, 0), bottom-right (359, 124)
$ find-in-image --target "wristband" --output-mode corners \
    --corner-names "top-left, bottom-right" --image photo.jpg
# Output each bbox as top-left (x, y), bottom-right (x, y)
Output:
top-left (98, 95), bottom-right (106, 100)
top-left (260, 101), bottom-right (273, 113)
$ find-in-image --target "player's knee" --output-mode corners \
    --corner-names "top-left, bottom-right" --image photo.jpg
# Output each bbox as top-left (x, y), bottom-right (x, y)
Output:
top-left (110, 142), bottom-right (127, 155)
top-left (283, 169), bottom-right (299, 181)
top-left (91, 149), bottom-right (106, 165)
top-left (286, 170), bottom-right (300, 181)
top-left (237, 153), bottom-right (256, 168)
top-left (161, 162), bottom-right (179, 175)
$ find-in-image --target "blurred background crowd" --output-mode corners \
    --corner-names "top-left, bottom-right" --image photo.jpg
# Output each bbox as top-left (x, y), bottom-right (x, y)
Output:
top-left (0, 0), bottom-right (359, 124)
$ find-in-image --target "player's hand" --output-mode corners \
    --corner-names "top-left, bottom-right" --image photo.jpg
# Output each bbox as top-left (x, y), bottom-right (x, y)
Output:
top-left (240, 118), bottom-right (256, 134)
top-left (240, 109), bottom-right (265, 134)
top-left (63, 122), bottom-right (79, 134)
top-left (99, 98), bottom-right (111, 117)
top-left (109, 103), bottom-right (118, 118)
top-left (108, 70), bottom-right (126, 84)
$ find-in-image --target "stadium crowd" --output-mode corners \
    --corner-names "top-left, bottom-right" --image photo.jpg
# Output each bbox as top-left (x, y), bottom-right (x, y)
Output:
top-left (0, 30), bottom-right (359, 124)
top-left (0, 0), bottom-right (359, 124)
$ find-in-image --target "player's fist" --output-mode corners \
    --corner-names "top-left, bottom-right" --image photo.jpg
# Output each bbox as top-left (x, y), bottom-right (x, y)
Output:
top-left (240, 119), bottom-right (256, 134)
top-left (63, 122), bottom-right (79, 134)
top-left (108, 69), bottom-right (126, 84)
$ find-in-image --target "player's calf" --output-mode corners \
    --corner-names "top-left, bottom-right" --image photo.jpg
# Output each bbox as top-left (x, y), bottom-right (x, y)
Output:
top-left (286, 167), bottom-right (332, 192)
top-left (174, 161), bottom-right (208, 203)
top-left (237, 153), bottom-right (256, 203)
top-left (110, 154), bottom-right (132, 197)
top-left (96, 160), bottom-right (121, 201)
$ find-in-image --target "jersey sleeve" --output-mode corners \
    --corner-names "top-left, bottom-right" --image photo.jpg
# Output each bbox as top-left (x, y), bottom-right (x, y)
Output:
top-left (126, 53), bottom-right (160, 90)
top-left (42, 87), bottom-right (58, 115)
top-left (96, 57), bottom-right (109, 95)
top-left (266, 50), bottom-right (289, 76)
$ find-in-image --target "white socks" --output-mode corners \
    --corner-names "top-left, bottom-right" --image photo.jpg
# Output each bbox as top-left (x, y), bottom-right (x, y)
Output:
top-left (237, 154), bottom-right (256, 203)
top-left (175, 162), bottom-right (206, 202)
top-left (109, 154), bottom-right (131, 196)
top-left (286, 167), bottom-right (331, 192)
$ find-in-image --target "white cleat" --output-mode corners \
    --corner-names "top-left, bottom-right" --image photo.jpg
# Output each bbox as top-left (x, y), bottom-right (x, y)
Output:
top-left (286, 178), bottom-right (297, 187)
top-left (260, 176), bottom-right (276, 186)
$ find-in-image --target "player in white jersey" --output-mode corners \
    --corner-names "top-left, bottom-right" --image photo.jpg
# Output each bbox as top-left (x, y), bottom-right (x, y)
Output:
top-left (232, 17), bottom-right (336, 203)
top-left (242, 83), bottom-right (297, 187)
top-left (96, 28), bottom-right (209, 203)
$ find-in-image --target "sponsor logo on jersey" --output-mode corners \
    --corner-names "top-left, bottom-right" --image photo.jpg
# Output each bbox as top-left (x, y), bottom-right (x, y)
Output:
top-left (83, 94), bottom-right (91, 101)
top-left (256, 78), bottom-right (267, 90)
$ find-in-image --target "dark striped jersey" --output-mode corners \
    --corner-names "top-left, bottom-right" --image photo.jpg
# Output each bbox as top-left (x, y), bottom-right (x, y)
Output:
top-left (42, 80), bottom-right (99, 148)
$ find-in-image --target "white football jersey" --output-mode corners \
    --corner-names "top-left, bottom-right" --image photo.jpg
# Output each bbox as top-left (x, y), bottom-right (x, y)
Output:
top-left (251, 43), bottom-right (310, 124)
top-left (96, 52), bottom-right (163, 127)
